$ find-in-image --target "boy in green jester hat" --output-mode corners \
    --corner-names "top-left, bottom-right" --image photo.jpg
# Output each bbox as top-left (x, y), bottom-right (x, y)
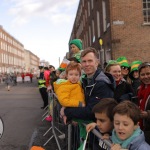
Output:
top-left (69, 39), bottom-right (83, 62)
top-left (129, 60), bottom-right (142, 95)
top-left (116, 56), bottom-right (130, 80)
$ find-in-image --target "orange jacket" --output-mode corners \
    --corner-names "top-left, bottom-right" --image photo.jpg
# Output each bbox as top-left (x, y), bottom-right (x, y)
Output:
top-left (53, 80), bottom-right (85, 107)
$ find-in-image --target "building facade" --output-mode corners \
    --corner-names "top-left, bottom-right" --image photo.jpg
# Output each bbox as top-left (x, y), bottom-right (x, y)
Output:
top-left (0, 25), bottom-right (25, 73)
top-left (69, 0), bottom-right (150, 66)
top-left (24, 50), bottom-right (40, 74)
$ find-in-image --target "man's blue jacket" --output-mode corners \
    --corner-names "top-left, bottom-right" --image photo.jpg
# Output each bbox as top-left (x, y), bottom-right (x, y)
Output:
top-left (64, 68), bottom-right (115, 121)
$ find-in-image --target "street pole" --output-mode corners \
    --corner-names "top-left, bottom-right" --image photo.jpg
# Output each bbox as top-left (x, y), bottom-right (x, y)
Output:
top-left (59, 57), bottom-right (60, 66)
top-left (99, 39), bottom-right (104, 69)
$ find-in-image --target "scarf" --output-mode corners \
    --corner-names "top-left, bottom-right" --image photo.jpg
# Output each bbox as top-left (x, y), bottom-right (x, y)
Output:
top-left (138, 84), bottom-right (150, 129)
top-left (112, 127), bottom-right (141, 149)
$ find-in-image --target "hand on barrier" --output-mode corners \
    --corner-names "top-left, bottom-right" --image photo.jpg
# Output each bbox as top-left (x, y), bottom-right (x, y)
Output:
top-left (86, 122), bottom-right (96, 133)
top-left (60, 107), bottom-right (65, 117)
top-left (111, 143), bottom-right (122, 150)
top-left (101, 133), bottom-right (110, 140)
top-left (47, 85), bottom-right (52, 92)
top-left (140, 110), bottom-right (148, 119)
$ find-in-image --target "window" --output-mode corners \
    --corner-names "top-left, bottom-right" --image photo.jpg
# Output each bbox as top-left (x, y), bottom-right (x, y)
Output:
top-left (102, 0), bottom-right (107, 32)
top-left (143, 0), bottom-right (150, 23)
top-left (88, 1), bottom-right (90, 16)
top-left (97, 11), bottom-right (101, 37)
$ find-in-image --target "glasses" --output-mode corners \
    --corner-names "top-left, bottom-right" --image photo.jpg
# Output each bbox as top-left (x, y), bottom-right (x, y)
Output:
top-left (121, 66), bottom-right (130, 70)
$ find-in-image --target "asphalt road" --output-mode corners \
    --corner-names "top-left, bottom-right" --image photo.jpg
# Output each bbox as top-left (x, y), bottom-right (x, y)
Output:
top-left (0, 79), bottom-right (64, 150)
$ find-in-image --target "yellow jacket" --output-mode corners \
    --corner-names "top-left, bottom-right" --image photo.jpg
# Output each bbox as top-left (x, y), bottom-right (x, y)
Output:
top-left (53, 80), bottom-right (85, 107)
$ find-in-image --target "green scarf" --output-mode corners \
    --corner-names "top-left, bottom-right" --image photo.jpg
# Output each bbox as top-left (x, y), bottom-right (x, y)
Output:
top-left (112, 127), bottom-right (141, 149)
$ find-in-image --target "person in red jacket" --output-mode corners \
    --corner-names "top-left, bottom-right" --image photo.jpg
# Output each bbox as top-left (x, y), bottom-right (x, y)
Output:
top-left (29, 73), bottom-right (33, 83)
top-left (137, 62), bottom-right (150, 144)
top-left (21, 73), bottom-right (25, 83)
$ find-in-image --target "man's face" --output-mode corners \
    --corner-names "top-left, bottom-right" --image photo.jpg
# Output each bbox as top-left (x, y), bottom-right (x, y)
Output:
top-left (81, 52), bottom-right (98, 76)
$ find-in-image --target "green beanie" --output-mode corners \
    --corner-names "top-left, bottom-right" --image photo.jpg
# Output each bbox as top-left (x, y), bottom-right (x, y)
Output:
top-left (69, 39), bottom-right (82, 50)
top-left (130, 60), bottom-right (142, 73)
top-left (116, 56), bottom-right (130, 68)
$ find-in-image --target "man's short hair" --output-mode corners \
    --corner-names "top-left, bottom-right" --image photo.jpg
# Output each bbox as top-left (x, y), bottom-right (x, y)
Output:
top-left (113, 100), bottom-right (140, 125)
top-left (81, 47), bottom-right (99, 59)
top-left (92, 98), bottom-right (118, 121)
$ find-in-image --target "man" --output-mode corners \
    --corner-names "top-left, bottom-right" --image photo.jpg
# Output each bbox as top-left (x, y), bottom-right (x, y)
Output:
top-left (63, 47), bottom-right (114, 121)
top-left (38, 66), bottom-right (48, 109)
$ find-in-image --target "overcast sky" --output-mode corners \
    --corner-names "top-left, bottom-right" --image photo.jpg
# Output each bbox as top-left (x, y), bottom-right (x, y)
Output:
top-left (0, 0), bottom-right (79, 68)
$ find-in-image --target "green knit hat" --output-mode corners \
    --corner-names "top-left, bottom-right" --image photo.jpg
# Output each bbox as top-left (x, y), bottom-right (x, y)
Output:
top-left (69, 39), bottom-right (82, 50)
top-left (107, 60), bottom-right (118, 65)
top-left (116, 56), bottom-right (130, 68)
top-left (130, 60), bottom-right (142, 73)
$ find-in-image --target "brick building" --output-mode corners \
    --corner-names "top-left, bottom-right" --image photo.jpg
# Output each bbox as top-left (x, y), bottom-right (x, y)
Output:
top-left (0, 25), bottom-right (40, 73)
top-left (0, 25), bottom-right (25, 73)
top-left (24, 50), bottom-right (40, 73)
top-left (69, 0), bottom-right (150, 67)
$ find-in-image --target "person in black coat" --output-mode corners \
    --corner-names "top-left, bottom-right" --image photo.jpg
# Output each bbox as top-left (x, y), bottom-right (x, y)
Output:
top-left (105, 60), bottom-right (134, 103)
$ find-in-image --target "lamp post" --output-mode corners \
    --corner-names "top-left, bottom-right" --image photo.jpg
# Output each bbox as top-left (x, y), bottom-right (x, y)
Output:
top-left (99, 39), bottom-right (104, 69)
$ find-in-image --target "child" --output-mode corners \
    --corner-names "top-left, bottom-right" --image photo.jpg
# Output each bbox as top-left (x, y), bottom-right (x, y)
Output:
top-left (86, 98), bottom-right (118, 150)
top-left (53, 61), bottom-right (85, 123)
top-left (69, 39), bottom-right (83, 62)
top-left (111, 101), bottom-right (150, 150)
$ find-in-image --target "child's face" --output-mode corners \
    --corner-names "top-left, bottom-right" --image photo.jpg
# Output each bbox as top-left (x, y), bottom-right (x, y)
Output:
top-left (95, 112), bottom-right (113, 133)
top-left (67, 69), bottom-right (80, 84)
top-left (70, 44), bottom-right (80, 54)
top-left (56, 70), bottom-right (60, 77)
top-left (114, 113), bottom-right (138, 140)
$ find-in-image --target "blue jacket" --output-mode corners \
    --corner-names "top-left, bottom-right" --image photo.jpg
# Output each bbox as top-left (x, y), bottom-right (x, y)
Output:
top-left (64, 69), bottom-right (114, 121)
top-left (128, 131), bottom-right (150, 150)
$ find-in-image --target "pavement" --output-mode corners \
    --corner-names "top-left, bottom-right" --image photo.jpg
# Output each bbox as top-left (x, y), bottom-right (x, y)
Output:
top-left (0, 78), bottom-right (66, 150)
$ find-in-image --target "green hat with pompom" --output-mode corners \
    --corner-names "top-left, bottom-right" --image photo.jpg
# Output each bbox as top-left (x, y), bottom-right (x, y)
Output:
top-left (116, 56), bottom-right (130, 68)
top-left (69, 39), bottom-right (82, 50)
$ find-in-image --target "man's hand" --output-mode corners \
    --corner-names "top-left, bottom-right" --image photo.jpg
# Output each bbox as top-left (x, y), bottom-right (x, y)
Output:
top-left (140, 110), bottom-right (148, 119)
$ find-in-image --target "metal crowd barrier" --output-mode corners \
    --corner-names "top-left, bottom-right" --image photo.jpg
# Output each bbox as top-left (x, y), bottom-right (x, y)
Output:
top-left (42, 90), bottom-right (112, 150)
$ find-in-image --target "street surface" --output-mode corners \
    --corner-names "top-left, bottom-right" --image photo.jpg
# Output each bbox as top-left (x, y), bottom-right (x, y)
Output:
top-left (0, 79), bottom-right (63, 150)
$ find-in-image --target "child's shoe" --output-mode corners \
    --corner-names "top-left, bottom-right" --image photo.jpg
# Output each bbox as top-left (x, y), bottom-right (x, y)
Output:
top-left (45, 115), bottom-right (52, 122)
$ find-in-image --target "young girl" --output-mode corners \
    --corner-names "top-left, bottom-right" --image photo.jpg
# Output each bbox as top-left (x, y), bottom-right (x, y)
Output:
top-left (105, 60), bottom-right (133, 103)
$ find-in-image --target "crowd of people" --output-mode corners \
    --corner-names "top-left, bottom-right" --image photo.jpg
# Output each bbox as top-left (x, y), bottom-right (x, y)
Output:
top-left (38, 39), bottom-right (150, 150)
top-left (0, 72), bottom-right (34, 91)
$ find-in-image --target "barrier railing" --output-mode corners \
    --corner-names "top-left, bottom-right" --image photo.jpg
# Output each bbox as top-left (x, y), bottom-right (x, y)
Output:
top-left (42, 90), bottom-right (112, 150)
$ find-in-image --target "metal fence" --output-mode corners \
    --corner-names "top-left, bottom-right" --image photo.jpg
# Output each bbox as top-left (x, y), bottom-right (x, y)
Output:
top-left (41, 90), bottom-right (112, 150)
